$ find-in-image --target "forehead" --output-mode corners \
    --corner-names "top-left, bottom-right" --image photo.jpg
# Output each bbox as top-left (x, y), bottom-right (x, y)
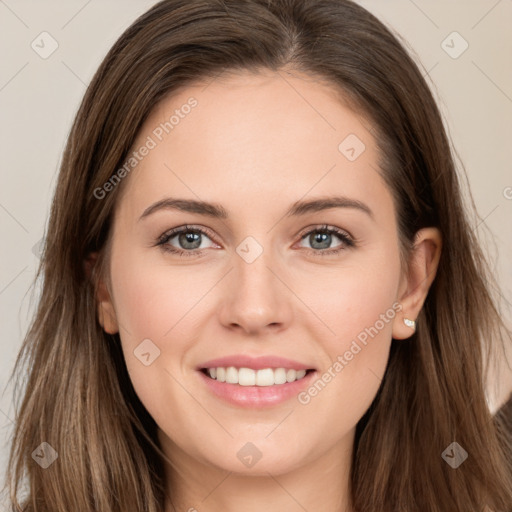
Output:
top-left (116, 69), bottom-right (391, 223)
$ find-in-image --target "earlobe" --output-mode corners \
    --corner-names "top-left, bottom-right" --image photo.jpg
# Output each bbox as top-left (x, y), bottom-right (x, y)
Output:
top-left (97, 299), bottom-right (119, 335)
top-left (392, 227), bottom-right (442, 340)
top-left (85, 251), bottom-right (119, 335)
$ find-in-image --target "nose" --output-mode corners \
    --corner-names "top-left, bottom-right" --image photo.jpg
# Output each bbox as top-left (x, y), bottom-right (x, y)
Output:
top-left (217, 245), bottom-right (293, 336)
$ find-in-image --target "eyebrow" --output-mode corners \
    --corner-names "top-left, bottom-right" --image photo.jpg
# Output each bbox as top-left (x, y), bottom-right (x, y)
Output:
top-left (138, 195), bottom-right (374, 221)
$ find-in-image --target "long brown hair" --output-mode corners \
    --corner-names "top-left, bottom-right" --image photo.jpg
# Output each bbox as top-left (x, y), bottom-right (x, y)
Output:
top-left (5, 0), bottom-right (512, 510)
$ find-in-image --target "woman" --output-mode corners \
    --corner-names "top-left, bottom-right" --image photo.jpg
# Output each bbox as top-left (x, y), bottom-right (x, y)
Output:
top-left (5, 0), bottom-right (512, 510)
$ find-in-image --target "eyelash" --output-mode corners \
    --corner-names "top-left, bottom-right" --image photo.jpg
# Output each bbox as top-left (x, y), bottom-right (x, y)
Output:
top-left (155, 224), bottom-right (355, 258)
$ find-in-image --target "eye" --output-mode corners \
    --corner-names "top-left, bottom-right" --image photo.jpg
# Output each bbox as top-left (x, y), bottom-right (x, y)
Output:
top-left (296, 224), bottom-right (355, 256)
top-left (156, 225), bottom-right (218, 257)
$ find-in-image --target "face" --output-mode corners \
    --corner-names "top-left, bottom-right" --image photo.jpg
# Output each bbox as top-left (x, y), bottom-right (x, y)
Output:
top-left (97, 69), bottom-right (410, 477)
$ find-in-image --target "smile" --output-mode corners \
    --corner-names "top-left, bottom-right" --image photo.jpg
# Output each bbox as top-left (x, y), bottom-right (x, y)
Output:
top-left (198, 367), bottom-right (317, 408)
top-left (202, 366), bottom-right (311, 386)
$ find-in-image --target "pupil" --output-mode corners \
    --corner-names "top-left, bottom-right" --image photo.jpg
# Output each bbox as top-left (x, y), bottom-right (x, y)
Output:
top-left (311, 232), bottom-right (330, 249)
top-left (179, 231), bottom-right (201, 249)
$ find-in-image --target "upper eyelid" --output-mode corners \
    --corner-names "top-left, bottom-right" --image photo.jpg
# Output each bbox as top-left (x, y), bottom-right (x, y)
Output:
top-left (296, 224), bottom-right (352, 240)
top-left (162, 225), bottom-right (217, 241)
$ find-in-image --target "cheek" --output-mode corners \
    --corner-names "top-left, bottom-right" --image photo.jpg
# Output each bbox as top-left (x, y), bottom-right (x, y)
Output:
top-left (111, 268), bottom-right (177, 342)
top-left (110, 245), bottom-right (210, 341)
top-left (299, 245), bottom-right (401, 399)
top-left (301, 246), bottom-right (401, 348)
top-left (108, 247), bottom-right (207, 405)
top-left (109, 252), bottom-right (208, 433)
top-left (294, 288), bottom-right (399, 448)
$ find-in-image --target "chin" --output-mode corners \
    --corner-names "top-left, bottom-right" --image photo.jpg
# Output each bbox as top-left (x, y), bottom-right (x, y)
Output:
top-left (195, 437), bottom-right (311, 476)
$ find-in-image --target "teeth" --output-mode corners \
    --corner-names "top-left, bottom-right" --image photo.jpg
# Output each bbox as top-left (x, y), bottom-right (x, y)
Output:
top-left (205, 367), bottom-right (308, 386)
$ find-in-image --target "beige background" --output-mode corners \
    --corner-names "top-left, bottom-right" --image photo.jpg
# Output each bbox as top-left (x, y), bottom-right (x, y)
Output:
top-left (1, 0), bottom-right (511, 503)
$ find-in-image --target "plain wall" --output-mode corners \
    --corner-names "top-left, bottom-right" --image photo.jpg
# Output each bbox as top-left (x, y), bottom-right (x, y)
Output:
top-left (1, 1), bottom-right (511, 506)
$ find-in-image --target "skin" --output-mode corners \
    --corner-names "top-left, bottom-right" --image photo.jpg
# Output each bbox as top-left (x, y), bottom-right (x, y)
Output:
top-left (89, 68), bottom-right (441, 512)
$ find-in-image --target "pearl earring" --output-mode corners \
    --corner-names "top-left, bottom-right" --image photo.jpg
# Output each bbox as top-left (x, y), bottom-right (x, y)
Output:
top-left (404, 318), bottom-right (416, 330)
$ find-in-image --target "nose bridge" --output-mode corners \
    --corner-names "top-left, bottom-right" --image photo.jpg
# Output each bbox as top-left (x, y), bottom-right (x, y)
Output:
top-left (233, 235), bottom-right (278, 303)
top-left (219, 234), bottom-right (291, 333)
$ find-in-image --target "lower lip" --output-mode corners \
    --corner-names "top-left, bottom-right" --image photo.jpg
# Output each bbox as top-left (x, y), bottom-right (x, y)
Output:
top-left (197, 370), bottom-right (317, 408)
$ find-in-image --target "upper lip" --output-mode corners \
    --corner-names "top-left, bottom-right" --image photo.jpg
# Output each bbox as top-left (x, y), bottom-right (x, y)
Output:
top-left (198, 355), bottom-right (315, 371)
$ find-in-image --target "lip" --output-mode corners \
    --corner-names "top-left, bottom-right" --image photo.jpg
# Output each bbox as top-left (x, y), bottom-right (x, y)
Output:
top-left (198, 368), bottom-right (317, 408)
top-left (197, 354), bottom-right (315, 371)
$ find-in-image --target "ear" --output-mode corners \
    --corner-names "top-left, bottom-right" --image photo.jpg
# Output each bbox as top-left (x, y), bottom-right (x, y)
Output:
top-left (392, 227), bottom-right (442, 340)
top-left (84, 252), bottom-right (119, 335)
